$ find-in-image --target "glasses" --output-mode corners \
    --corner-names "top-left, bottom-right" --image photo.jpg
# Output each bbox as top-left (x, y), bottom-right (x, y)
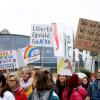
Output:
top-left (9, 80), bottom-right (15, 82)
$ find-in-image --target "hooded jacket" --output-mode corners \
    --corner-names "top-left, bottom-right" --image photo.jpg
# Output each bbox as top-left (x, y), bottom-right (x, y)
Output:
top-left (70, 85), bottom-right (89, 100)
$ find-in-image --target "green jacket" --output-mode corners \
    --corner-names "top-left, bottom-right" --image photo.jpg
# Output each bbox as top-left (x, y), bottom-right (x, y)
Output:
top-left (49, 90), bottom-right (60, 100)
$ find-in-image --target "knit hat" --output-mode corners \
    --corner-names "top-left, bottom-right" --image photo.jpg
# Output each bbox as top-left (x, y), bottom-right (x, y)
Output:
top-left (68, 73), bottom-right (79, 88)
top-left (58, 68), bottom-right (72, 76)
top-left (76, 72), bottom-right (87, 79)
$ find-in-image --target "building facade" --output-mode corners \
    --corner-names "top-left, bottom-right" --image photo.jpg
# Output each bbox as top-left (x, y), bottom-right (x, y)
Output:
top-left (0, 32), bottom-right (57, 72)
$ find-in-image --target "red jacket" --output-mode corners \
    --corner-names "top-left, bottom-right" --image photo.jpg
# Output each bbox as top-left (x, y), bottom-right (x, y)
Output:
top-left (14, 87), bottom-right (28, 100)
top-left (55, 86), bottom-right (69, 100)
top-left (70, 86), bottom-right (89, 100)
top-left (62, 88), bottom-right (69, 100)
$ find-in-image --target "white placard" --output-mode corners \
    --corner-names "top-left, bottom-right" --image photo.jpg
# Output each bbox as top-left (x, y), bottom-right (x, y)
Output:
top-left (19, 45), bottom-right (40, 65)
top-left (0, 50), bottom-right (18, 69)
top-left (30, 24), bottom-right (53, 47)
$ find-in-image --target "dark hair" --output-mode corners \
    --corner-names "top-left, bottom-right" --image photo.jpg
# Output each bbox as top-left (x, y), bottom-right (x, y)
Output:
top-left (56, 75), bottom-right (68, 100)
top-left (0, 73), bottom-right (11, 97)
top-left (34, 69), bottom-right (53, 91)
top-left (56, 75), bottom-right (68, 87)
top-left (81, 77), bottom-right (89, 89)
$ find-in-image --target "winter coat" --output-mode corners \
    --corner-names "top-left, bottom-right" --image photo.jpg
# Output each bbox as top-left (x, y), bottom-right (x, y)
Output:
top-left (88, 79), bottom-right (100, 100)
top-left (70, 85), bottom-right (89, 100)
top-left (25, 85), bottom-right (33, 97)
top-left (28, 89), bottom-right (59, 100)
top-left (14, 87), bottom-right (28, 100)
top-left (55, 85), bottom-right (69, 100)
top-left (0, 91), bottom-right (15, 100)
top-left (49, 90), bottom-right (60, 100)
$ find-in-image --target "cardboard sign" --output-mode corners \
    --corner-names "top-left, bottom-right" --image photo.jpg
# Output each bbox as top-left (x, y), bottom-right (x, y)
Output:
top-left (74, 18), bottom-right (100, 53)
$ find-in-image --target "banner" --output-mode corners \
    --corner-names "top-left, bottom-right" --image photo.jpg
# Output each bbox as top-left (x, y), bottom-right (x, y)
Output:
top-left (0, 50), bottom-right (18, 69)
top-left (65, 27), bottom-right (74, 62)
top-left (20, 45), bottom-right (41, 64)
top-left (52, 23), bottom-right (65, 57)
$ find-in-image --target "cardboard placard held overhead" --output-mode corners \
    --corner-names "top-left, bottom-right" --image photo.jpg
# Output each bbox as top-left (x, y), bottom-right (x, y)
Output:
top-left (74, 18), bottom-right (100, 53)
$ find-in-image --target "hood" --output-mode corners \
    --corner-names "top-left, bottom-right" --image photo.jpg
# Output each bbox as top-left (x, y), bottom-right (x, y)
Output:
top-left (78, 86), bottom-right (89, 97)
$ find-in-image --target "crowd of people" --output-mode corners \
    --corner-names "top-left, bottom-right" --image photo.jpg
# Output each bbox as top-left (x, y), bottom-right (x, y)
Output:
top-left (0, 64), bottom-right (100, 100)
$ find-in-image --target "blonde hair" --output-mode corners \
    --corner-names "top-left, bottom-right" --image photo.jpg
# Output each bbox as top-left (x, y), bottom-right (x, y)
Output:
top-left (9, 74), bottom-right (20, 86)
top-left (22, 67), bottom-right (31, 76)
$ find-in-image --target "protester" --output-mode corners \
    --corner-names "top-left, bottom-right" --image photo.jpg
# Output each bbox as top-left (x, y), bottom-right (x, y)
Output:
top-left (55, 68), bottom-right (72, 100)
top-left (28, 69), bottom-right (59, 100)
top-left (8, 74), bottom-right (27, 100)
top-left (88, 68), bottom-right (100, 100)
top-left (81, 77), bottom-right (89, 90)
top-left (20, 67), bottom-right (33, 97)
top-left (89, 73), bottom-right (96, 85)
top-left (68, 73), bottom-right (89, 100)
top-left (0, 73), bottom-right (15, 100)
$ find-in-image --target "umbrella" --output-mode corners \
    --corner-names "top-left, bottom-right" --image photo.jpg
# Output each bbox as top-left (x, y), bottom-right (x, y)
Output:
top-left (76, 72), bottom-right (87, 79)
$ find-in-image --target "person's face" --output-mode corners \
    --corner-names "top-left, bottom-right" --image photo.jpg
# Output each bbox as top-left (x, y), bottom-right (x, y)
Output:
top-left (97, 69), bottom-right (100, 80)
top-left (58, 75), bottom-right (67, 83)
top-left (82, 78), bottom-right (88, 85)
top-left (22, 71), bottom-right (30, 80)
top-left (90, 76), bottom-right (95, 81)
top-left (9, 77), bottom-right (16, 88)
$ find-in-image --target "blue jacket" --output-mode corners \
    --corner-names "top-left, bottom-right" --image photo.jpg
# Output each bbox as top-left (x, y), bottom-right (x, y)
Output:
top-left (88, 79), bottom-right (100, 100)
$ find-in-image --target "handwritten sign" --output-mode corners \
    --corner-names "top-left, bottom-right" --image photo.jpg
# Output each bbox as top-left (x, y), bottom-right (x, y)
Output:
top-left (74, 18), bottom-right (100, 53)
top-left (30, 24), bottom-right (53, 47)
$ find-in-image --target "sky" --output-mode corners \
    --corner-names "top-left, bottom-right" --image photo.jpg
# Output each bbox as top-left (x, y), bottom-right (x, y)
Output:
top-left (0, 0), bottom-right (100, 36)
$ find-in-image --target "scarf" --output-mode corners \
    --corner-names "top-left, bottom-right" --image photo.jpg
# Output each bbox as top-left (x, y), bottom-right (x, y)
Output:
top-left (20, 78), bottom-right (32, 91)
top-left (12, 86), bottom-right (22, 95)
top-left (31, 89), bottom-right (51, 100)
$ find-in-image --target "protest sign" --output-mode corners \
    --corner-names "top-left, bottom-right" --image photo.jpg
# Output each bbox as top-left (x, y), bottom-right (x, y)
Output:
top-left (20, 45), bottom-right (40, 64)
top-left (0, 50), bottom-right (18, 69)
top-left (30, 24), bottom-right (53, 47)
top-left (74, 18), bottom-right (100, 53)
